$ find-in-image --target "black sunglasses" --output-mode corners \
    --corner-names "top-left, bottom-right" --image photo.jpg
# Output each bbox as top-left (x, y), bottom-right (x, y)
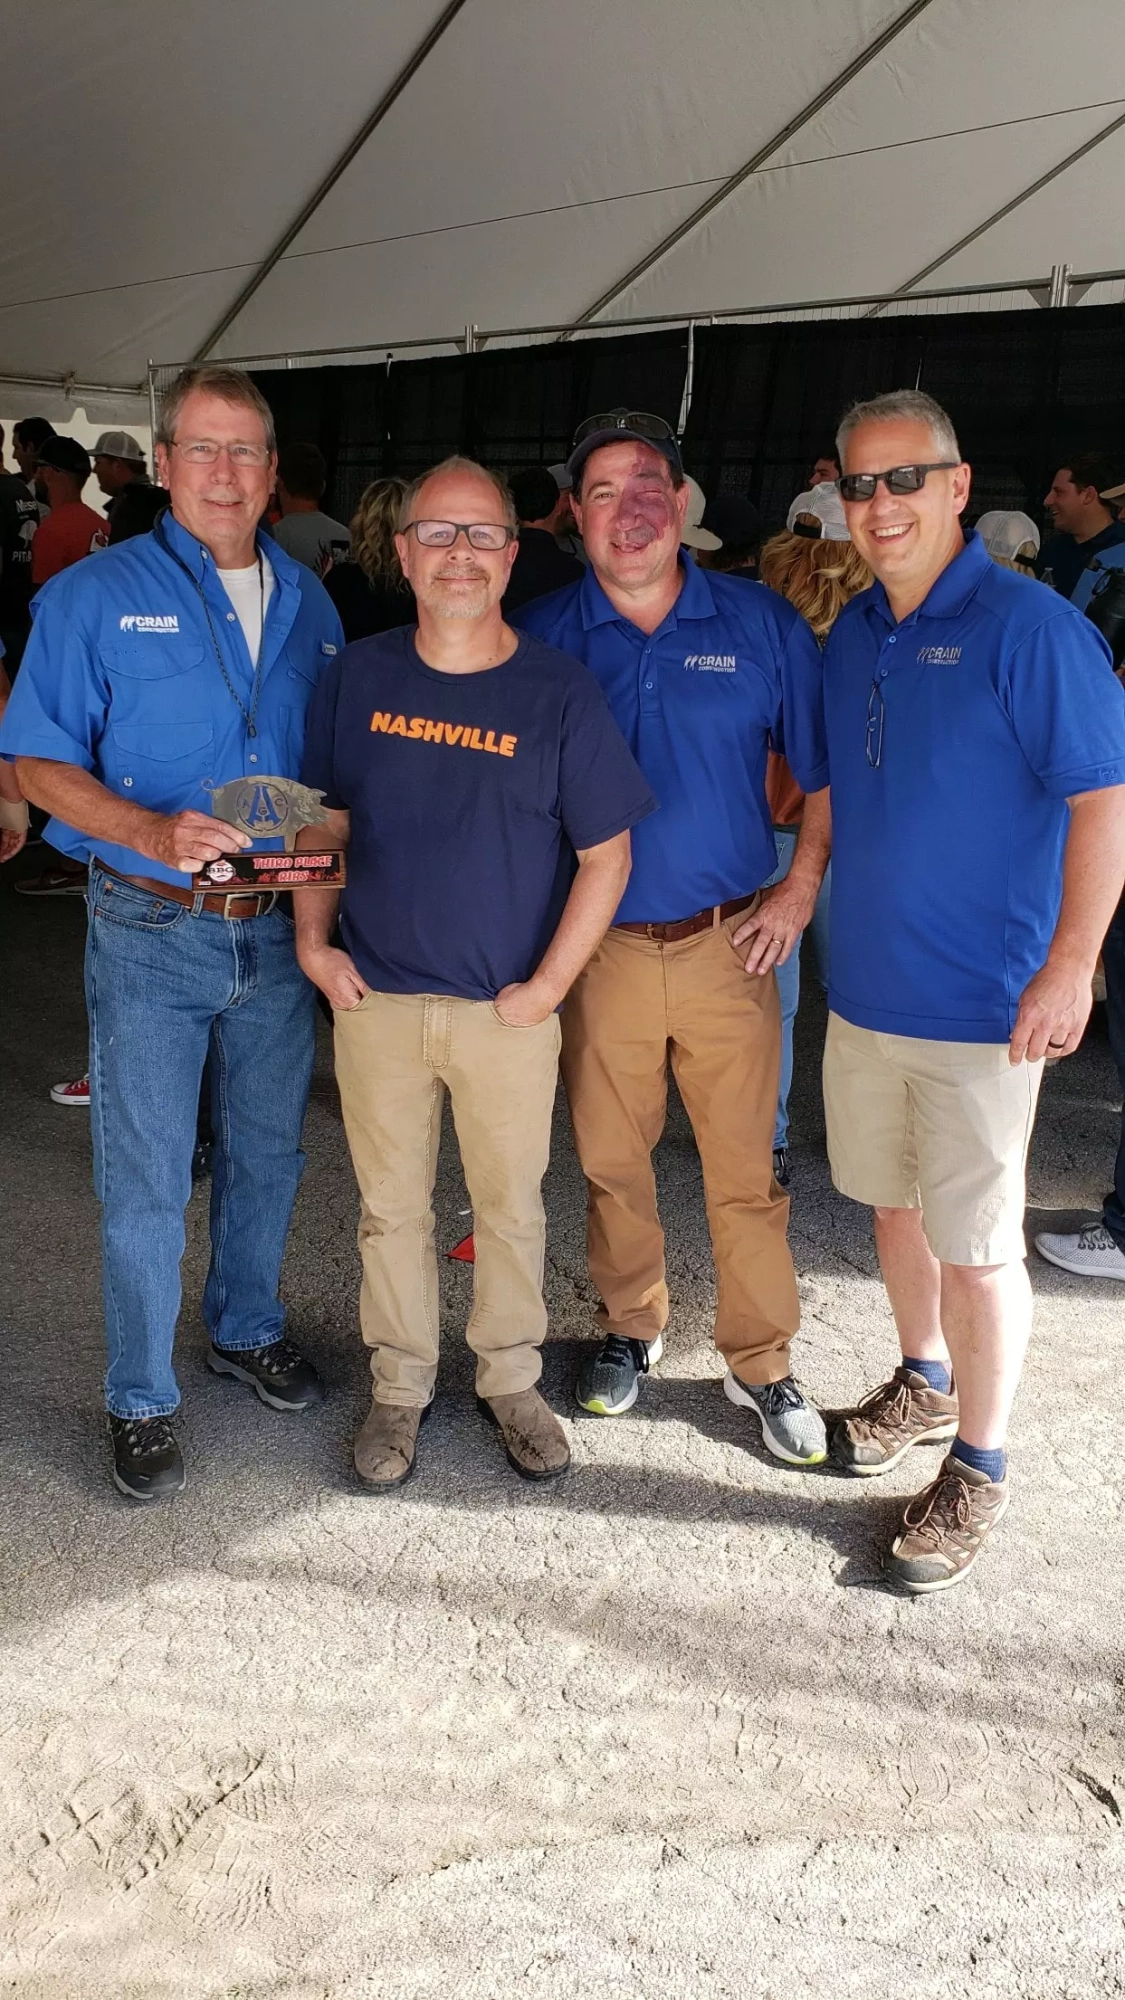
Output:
top-left (572, 409), bottom-right (676, 447)
top-left (839, 462), bottom-right (959, 503)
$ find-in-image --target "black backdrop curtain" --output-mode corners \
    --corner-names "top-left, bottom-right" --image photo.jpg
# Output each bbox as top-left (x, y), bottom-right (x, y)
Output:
top-left (254, 302), bottom-right (1125, 537)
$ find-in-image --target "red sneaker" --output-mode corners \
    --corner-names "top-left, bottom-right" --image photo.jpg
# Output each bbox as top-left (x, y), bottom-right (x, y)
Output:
top-left (50, 1073), bottom-right (90, 1107)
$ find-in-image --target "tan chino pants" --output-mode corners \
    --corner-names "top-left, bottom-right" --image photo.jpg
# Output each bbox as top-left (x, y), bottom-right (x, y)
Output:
top-left (333, 991), bottom-right (561, 1406)
top-left (561, 909), bottom-right (799, 1385)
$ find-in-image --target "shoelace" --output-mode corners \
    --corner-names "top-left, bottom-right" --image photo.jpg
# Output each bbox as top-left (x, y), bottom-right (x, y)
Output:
top-left (851, 1375), bottom-right (914, 1437)
top-left (118, 1415), bottom-right (176, 1461)
top-left (1079, 1223), bottom-right (1118, 1252)
top-left (901, 1468), bottom-right (974, 1544)
top-left (601, 1334), bottom-right (652, 1376)
top-left (755, 1377), bottom-right (804, 1417)
top-left (229, 1339), bottom-right (302, 1377)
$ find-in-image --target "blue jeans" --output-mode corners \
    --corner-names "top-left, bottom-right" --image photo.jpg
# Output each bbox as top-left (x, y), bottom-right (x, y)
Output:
top-left (85, 866), bottom-right (316, 1418)
top-left (762, 828), bottom-right (832, 1149)
top-left (1101, 891), bottom-right (1125, 1251)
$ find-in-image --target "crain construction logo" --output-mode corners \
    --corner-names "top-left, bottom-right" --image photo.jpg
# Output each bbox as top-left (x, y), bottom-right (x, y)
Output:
top-left (917, 644), bottom-right (961, 665)
top-left (684, 653), bottom-right (736, 672)
top-left (119, 613), bottom-right (180, 634)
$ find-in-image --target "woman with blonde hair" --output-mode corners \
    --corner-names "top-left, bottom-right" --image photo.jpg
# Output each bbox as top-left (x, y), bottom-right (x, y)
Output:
top-left (324, 475), bottom-right (415, 643)
top-left (757, 483), bottom-right (872, 1184)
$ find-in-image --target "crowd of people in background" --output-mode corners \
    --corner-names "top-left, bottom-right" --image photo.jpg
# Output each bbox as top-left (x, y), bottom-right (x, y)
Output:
top-left (3, 371), bottom-right (1125, 1603)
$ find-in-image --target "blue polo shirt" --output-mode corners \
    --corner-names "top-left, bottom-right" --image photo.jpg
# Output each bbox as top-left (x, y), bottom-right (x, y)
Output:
top-left (518, 555), bottom-right (828, 922)
top-left (0, 512), bottom-right (343, 884)
top-left (824, 529), bottom-right (1125, 1043)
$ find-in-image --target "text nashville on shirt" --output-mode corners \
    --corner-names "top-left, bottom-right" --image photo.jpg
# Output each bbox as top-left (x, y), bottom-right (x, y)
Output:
top-left (370, 711), bottom-right (518, 757)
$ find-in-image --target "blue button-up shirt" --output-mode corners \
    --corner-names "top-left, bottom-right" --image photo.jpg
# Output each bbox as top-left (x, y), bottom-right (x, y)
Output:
top-left (824, 529), bottom-right (1125, 1042)
top-left (0, 512), bottom-right (344, 885)
top-left (518, 556), bottom-right (828, 922)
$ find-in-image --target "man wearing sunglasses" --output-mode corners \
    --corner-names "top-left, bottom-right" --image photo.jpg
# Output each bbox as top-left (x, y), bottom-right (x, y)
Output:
top-left (294, 456), bottom-right (654, 1490)
top-left (518, 409), bottom-right (832, 1466)
top-left (823, 388), bottom-right (1125, 1594)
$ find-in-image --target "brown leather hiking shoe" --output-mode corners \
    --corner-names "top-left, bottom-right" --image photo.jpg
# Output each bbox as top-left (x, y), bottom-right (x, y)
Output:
top-left (354, 1399), bottom-right (429, 1489)
top-left (832, 1364), bottom-right (958, 1476)
top-left (478, 1388), bottom-right (571, 1481)
top-left (885, 1454), bottom-right (1010, 1595)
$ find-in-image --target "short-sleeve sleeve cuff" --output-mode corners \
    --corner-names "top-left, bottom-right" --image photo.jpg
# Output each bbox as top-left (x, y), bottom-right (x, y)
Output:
top-left (1039, 762), bottom-right (1125, 800)
top-left (0, 719), bottom-right (95, 770)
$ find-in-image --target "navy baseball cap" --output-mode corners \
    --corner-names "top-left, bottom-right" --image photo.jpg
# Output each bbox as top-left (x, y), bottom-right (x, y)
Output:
top-left (36, 435), bottom-right (92, 483)
top-left (566, 408), bottom-right (683, 485)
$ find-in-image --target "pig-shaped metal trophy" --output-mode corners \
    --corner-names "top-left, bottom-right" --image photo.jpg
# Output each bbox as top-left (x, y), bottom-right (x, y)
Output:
top-left (192, 777), bottom-right (346, 891)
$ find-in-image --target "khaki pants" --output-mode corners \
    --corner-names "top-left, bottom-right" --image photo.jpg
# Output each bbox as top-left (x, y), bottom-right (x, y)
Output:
top-left (561, 910), bottom-right (798, 1385)
top-left (333, 991), bottom-right (561, 1406)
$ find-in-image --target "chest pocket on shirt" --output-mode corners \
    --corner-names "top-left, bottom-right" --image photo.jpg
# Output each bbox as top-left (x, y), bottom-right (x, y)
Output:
top-left (107, 719), bottom-right (214, 811)
top-left (103, 639), bottom-right (206, 681)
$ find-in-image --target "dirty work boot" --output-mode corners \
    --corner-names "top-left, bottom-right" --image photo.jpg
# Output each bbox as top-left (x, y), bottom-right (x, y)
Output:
top-left (884, 1454), bottom-right (1010, 1595)
top-left (478, 1387), bottom-right (571, 1481)
top-left (354, 1399), bottom-right (430, 1490)
top-left (832, 1364), bottom-right (959, 1476)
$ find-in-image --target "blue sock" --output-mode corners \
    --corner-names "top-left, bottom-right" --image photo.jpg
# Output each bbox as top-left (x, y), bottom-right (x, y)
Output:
top-left (950, 1436), bottom-right (1007, 1483)
top-left (902, 1355), bottom-right (952, 1394)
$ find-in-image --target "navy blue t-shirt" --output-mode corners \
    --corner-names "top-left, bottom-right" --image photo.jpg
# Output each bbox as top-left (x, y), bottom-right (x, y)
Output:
top-left (300, 625), bottom-right (656, 1000)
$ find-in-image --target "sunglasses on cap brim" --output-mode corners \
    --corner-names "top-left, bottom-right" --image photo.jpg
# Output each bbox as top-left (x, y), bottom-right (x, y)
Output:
top-left (572, 410), bottom-right (677, 448)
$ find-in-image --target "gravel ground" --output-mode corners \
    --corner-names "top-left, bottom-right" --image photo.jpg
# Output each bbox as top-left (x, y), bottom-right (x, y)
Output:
top-left (1, 861), bottom-right (1123, 1999)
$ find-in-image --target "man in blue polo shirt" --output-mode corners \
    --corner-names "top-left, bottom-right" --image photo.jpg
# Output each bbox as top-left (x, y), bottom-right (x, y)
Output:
top-left (519, 410), bottom-right (832, 1466)
top-left (824, 388), bottom-right (1125, 1595)
top-left (1, 365), bottom-right (344, 1503)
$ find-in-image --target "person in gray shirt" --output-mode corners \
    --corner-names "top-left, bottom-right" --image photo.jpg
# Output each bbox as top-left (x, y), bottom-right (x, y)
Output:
top-left (270, 441), bottom-right (350, 573)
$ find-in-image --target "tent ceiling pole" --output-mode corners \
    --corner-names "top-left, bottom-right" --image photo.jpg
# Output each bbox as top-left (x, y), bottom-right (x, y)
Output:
top-left (191, 0), bottom-right (470, 362)
top-left (564, 0), bottom-right (937, 334)
top-left (866, 106), bottom-right (1125, 315)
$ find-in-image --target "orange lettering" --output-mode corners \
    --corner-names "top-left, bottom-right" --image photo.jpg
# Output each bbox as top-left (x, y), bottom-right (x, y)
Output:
top-left (443, 724), bottom-right (464, 745)
top-left (423, 718), bottom-right (443, 742)
top-left (468, 727), bottom-right (485, 751)
top-left (370, 711), bottom-right (392, 733)
top-left (482, 729), bottom-right (498, 753)
top-left (407, 717), bottom-right (425, 739)
top-left (499, 734), bottom-right (517, 758)
top-left (387, 714), bottom-right (408, 737)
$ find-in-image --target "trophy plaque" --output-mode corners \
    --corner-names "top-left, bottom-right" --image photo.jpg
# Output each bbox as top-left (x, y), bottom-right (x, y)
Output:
top-left (193, 777), bottom-right (346, 890)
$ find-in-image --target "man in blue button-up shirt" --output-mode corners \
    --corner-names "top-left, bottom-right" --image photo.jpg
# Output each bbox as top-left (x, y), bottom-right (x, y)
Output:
top-left (823, 388), bottom-right (1125, 1594)
top-left (519, 410), bottom-right (832, 1465)
top-left (1, 366), bottom-right (344, 1502)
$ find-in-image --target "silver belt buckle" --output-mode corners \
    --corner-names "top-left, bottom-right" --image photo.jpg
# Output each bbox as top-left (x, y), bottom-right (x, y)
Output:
top-left (219, 888), bottom-right (276, 919)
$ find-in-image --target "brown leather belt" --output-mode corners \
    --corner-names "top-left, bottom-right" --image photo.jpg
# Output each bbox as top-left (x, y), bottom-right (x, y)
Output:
top-left (614, 892), bottom-right (757, 944)
top-left (100, 862), bottom-right (280, 919)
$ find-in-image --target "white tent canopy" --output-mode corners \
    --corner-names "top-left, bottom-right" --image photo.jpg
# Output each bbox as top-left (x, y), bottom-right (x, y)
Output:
top-left (5, 0), bottom-right (1125, 422)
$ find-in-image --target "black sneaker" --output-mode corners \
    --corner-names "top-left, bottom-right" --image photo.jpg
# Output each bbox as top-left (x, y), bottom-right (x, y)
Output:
top-left (207, 1337), bottom-right (324, 1411)
top-left (109, 1414), bottom-right (185, 1502)
top-left (773, 1146), bottom-right (791, 1188)
top-left (574, 1331), bottom-right (663, 1415)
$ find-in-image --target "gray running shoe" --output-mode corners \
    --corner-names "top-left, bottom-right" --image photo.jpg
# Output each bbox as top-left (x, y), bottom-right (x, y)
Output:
top-left (724, 1370), bottom-right (828, 1465)
top-left (575, 1332), bottom-right (664, 1416)
top-left (1035, 1221), bottom-right (1125, 1281)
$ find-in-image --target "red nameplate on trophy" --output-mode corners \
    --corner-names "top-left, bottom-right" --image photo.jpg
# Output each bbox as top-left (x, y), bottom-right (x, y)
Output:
top-left (193, 850), bottom-right (346, 890)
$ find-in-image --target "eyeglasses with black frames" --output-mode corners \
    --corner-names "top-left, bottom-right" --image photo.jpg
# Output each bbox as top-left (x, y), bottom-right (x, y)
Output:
top-left (402, 520), bottom-right (516, 551)
top-left (839, 462), bottom-right (959, 503)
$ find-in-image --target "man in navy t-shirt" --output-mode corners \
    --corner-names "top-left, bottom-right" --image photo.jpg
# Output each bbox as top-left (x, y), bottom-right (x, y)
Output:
top-left (518, 409), bottom-right (832, 1468)
top-left (824, 389), bottom-right (1125, 1595)
top-left (296, 455), bottom-right (654, 1491)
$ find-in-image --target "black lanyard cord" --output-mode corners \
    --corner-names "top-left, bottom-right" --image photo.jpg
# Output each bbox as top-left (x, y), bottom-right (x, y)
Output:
top-left (155, 509), bottom-right (267, 739)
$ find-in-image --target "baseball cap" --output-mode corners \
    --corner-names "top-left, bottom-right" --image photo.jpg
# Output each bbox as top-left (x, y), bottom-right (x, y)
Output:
top-left (973, 510), bottom-right (1040, 561)
top-left (566, 407), bottom-right (683, 485)
top-left (36, 435), bottom-right (92, 483)
top-left (786, 481), bottom-right (851, 542)
top-left (680, 476), bottom-right (722, 552)
top-left (701, 493), bottom-right (760, 547)
top-left (547, 461), bottom-right (572, 494)
top-left (1100, 479), bottom-right (1125, 501)
top-left (90, 429), bottom-right (145, 463)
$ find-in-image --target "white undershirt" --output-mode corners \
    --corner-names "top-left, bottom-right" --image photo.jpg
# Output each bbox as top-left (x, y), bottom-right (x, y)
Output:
top-left (216, 554), bottom-right (275, 665)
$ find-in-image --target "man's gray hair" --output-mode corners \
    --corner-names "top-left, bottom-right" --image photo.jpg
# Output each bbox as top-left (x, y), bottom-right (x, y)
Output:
top-left (397, 455), bottom-right (516, 532)
top-left (836, 390), bottom-right (961, 467)
top-left (156, 365), bottom-right (276, 453)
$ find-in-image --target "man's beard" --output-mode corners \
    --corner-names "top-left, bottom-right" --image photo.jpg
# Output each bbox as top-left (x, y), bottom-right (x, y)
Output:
top-left (419, 575), bottom-right (492, 619)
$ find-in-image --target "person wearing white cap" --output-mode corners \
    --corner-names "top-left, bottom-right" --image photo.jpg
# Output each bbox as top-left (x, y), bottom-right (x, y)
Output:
top-left (974, 511), bottom-right (1039, 575)
top-left (90, 430), bottom-right (165, 545)
top-left (679, 476), bottom-right (723, 557)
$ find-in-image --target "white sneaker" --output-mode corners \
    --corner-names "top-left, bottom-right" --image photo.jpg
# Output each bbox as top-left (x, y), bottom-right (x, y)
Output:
top-left (1034, 1222), bottom-right (1125, 1281)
